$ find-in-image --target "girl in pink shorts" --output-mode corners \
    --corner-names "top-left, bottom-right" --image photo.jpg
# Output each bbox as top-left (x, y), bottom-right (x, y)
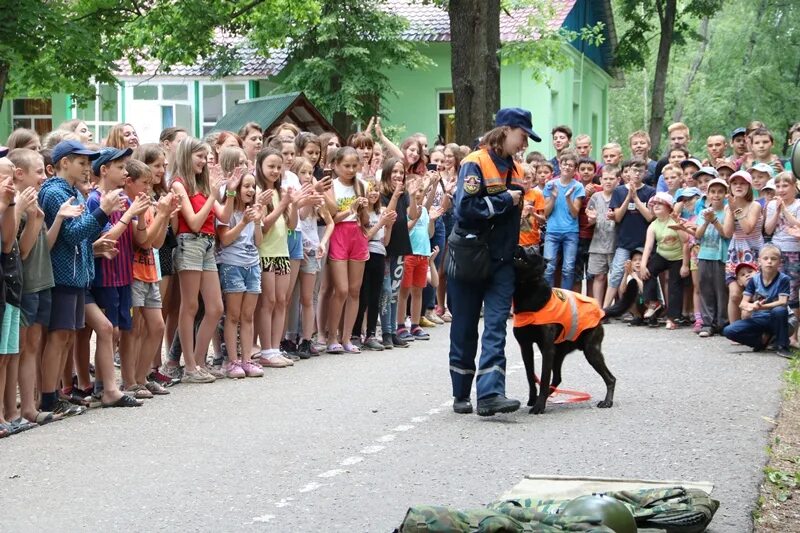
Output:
top-left (323, 147), bottom-right (369, 354)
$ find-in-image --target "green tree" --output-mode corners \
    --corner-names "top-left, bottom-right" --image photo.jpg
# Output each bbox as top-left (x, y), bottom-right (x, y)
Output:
top-left (615, 0), bottom-right (724, 156)
top-left (278, 0), bottom-right (431, 135)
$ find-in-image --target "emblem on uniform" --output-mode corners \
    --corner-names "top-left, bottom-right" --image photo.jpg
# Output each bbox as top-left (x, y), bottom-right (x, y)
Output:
top-left (553, 288), bottom-right (567, 302)
top-left (464, 175), bottom-right (480, 195)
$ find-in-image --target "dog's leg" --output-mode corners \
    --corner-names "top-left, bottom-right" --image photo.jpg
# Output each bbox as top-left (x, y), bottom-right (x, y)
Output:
top-left (531, 333), bottom-right (556, 414)
top-left (513, 327), bottom-right (538, 407)
top-left (551, 347), bottom-right (568, 391)
top-left (583, 326), bottom-right (616, 408)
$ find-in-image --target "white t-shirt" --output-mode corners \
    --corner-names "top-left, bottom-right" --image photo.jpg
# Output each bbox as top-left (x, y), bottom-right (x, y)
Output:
top-left (333, 177), bottom-right (365, 223)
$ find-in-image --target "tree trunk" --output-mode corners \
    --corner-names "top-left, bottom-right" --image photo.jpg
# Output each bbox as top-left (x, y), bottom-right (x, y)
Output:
top-left (449, 0), bottom-right (501, 146)
top-left (0, 62), bottom-right (8, 114)
top-left (648, 0), bottom-right (677, 157)
top-left (671, 16), bottom-right (710, 123)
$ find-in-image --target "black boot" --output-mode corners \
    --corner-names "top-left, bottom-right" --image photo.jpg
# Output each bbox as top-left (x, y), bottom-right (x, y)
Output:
top-left (453, 398), bottom-right (473, 414)
top-left (477, 395), bottom-right (521, 417)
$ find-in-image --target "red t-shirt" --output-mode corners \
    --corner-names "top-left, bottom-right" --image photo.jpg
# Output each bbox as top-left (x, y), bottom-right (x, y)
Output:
top-left (173, 176), bottom-right (215, 235)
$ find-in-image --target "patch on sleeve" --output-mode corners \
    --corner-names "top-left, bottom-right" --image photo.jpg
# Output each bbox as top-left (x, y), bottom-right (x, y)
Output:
top-left (464, 175), bottom-right (480, 195)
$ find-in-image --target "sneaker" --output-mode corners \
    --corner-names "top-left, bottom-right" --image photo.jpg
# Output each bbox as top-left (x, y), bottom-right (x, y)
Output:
top-left (362, 336), bottom-right (385, 351)
top-left (113, 350), bottom-right (121, 368)
top-left (144, 381), bottom-right (170, 395)
top-left (381, 333), bottom-right (394, 350)
top-left (419, 316), bottom-right (437, 328)
top-left (160, 363), bottom-right (184, 381)
top-left (204, 365), bottom-right (226, 379)
top-left (396, 327), bottom-right (414, 342)
top-left (693, 319), bottom-right (703, 333)
top-left (411, 326), bottom-right (430, 340)
top-left (627, 317), bottom-right (645, 327)
top-left (776, 347), bottom-right (796, 359)
top-left (241, 360), bottom-right (265, 377)
top-left (280, 338), bottom-right (298, 355)
top-left (183, 369), bottom-right (216, 384)
top-left (52, 398), bottom-right (86, 417)
top-left (425, 310), bottom-right (445, 325)
top-left (148, 369), bottom-right (177, 387)
top-left (392, 333), bottom-right (409, 348)
top-left (440, 309), bottom-right (453, 322)
top-left (698, 327), bottom-right (713, 338)
top-left (222, 360), bottom-right (246, 379)
top-left (643, 303), bottom-right (662, 319)
top-left (283, 351), bottom-right (301, 362)
top-left (295, 340), bottom-right (312, 359)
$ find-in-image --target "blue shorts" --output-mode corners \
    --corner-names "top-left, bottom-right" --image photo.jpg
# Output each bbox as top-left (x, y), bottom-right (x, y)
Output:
top-left (0, 304), bottom-right (21, 354)
top-left (50, 285), bottom-right (86, 331)
top-left (20, 289), bottom-right (52, 328)
top-left (288, 229), bottom-right (304, 260)
top-left (91, 285), bottom-right (133, 331)
top-left (219, 263), bottom-right (262, 294)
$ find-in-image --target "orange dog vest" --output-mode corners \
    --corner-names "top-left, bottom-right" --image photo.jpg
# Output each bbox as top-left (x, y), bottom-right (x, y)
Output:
top-left (513, 288), bottom-right (605, 343)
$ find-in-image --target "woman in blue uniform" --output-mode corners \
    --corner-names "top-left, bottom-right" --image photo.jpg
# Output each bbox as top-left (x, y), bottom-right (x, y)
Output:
top-left (447, 108), bottom-right (541, 416)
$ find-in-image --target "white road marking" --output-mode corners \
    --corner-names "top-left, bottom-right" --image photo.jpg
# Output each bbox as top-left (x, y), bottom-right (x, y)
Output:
top-left (252, 515), bottom-right (275, 523)
top-left (411, 416), bottom-right (429, 423)
top-left (376, 434), bottom-right (396, 442)
top-left (298, 482), bottom-right (323, 493)
top-left (427, 408), bottom-right (441, 415)
top-left (340, 456), bottom-right (364, 466)
top-left (440, 400), bottom-right (452, 407)
top-left (361, 445), bottom-right (385, 454)
top-left (318, 469), bottom-right (347, 478)
top-left (274, 498), bottom-right (292, 508)
top-left (392, 424), bottom-right (414, 432)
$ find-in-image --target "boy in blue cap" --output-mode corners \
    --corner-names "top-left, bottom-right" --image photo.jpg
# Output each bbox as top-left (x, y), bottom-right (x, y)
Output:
top-left (38, 140), bottom-right (140, 414)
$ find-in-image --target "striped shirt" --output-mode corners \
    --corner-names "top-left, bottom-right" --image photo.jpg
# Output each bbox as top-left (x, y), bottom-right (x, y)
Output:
top-left (87, 190), bottom-right (134, 287)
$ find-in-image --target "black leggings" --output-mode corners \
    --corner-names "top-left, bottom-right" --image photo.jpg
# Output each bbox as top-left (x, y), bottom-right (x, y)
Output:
top-left (643, 253), bottom-right (684, 319)
top-left (354, 252), bottom-right (386, 338)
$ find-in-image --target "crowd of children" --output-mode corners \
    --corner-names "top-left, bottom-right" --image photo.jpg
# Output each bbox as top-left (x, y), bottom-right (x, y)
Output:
top-left (0, 116), bottom-right (797, 437)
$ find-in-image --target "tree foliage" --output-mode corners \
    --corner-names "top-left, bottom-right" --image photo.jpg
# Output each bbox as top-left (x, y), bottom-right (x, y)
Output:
top-left (278, 0), bottom-right (431, 134)
top-left (610, 0), bottom-right (800, 157)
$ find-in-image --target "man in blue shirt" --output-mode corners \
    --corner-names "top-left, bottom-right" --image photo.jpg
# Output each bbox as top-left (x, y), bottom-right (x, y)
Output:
top-left (723, 244), bottom-right (793, 358)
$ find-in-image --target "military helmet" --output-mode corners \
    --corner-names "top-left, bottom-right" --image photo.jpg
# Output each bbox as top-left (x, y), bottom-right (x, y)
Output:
top-left (560, 494), bottom-right (637, 533)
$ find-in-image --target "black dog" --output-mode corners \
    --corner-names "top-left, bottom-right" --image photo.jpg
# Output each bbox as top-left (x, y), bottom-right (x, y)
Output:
top-left (512, 246), bottom-right (616, 414)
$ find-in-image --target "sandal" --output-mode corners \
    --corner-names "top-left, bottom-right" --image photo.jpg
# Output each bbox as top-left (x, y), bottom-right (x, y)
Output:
top-left (8, 418), bottom-right (38, 434)
top-left (665, 320), bottom-right (678, 330)
top-left (126, 385), bottom-right (154, 400)
top-left (342, 343), bottom-right (361, 354)
top-left (30, 411), bottom-right (58, 425)
top-left (102, 394), bottom-right (144, 408)
top-left (326, 343), bottom-right (344, 354)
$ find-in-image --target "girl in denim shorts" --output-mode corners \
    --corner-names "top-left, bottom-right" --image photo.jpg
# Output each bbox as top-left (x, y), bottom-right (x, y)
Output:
top-left (216, 171), bottom-right (264, 379)
top-left (255, 148), bottom-right (295, 368)
top-left (171, 137), bottom-right (237, 384)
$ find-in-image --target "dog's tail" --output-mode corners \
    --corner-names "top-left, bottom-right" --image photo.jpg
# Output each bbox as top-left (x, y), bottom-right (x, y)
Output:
top-left (603, 278), bottom-right (639, 318)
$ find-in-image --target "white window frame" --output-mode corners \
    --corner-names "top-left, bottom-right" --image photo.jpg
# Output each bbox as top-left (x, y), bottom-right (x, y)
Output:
top-left (73, 84), bottom-right (122, 141)
top-left (199, 81), bottom-right (250, 135)
top-left (437, 90), bottom-right (456, 144)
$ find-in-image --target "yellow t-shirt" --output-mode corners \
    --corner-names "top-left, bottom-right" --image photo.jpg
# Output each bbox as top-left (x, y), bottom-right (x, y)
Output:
top-left (258, 193), bottom-right (289, 258)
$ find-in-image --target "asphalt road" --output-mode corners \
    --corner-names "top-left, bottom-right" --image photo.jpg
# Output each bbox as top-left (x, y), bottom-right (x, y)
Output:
top-left (0, 320), bottom-right (787, 532)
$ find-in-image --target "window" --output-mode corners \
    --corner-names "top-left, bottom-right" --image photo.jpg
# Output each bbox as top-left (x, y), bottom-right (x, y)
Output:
top-left (201, 83), bottom-right (247, 135)
top-left (12, 99), bottom-right (53, 135)
top-left (162, 84), bottom-right (188, 100)
top-left (133, 85), bottom-right (158, 100)
top-left (438, 91), bottom-right (455, 144)
top-left (76, 84), bottom-right (121, 140)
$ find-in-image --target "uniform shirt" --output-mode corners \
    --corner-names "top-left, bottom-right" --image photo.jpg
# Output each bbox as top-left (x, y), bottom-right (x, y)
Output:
top-left (609, 183), bottom-right (655, 250)
top-left (87, 190), bottom-right (133, 287)
top-left (455, 149), bottom-right (524, 263)
top-left (744, 271), bottom-right (790, 317)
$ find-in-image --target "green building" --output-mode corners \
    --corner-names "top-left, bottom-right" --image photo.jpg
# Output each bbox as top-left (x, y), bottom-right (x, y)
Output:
top-left (1, 0), bottom-right (618, 160)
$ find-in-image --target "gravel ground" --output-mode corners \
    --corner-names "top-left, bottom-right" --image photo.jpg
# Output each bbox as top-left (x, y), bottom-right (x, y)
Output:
top-left (0, 320), bottom-right (787, 532)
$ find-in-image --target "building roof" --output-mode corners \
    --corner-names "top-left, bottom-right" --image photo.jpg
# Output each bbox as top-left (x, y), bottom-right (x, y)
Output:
top-left (391, 0), bottom-right (577, 42)
top-left (211, 92), bottom-right (337, 136)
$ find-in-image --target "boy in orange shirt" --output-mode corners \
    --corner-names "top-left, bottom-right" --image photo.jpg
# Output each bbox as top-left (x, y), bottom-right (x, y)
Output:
top-left (519, 164), bottom-right (545, 252)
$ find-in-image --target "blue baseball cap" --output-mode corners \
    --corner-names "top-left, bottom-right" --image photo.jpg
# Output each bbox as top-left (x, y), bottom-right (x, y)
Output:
top-left (0, 146), bottom-right (8, 158)
top-left (52, 140), bottom-right (100, 166)
top-left (677, 186), bottom-right (702, 200)
top-left (731, 127), bottom-right (746, 139)
top-left (91, 147), bottom-right (133, 176)
top-left (495, 108), bottom-right (541, 142)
